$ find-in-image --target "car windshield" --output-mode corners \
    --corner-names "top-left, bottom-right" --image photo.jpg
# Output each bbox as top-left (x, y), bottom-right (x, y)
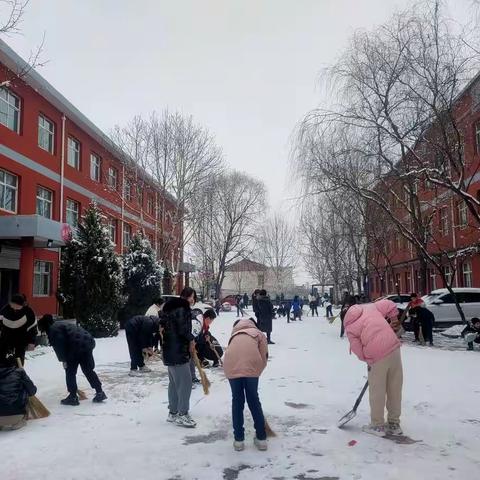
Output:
top-left (423, 293), bottom-right (441, 303)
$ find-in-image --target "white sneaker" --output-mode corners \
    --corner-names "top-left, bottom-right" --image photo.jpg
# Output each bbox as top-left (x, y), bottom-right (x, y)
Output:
top-left (166, 412), bottom-right (177, 423)
top-left (254, 437), bottom-right (268, 451)
top-left (233, 440), bottom-right (245, 451)
top-left (139, 365), bottom-right (152, 373)
top-left (386, 422), bottom-right (403, 436)
top-left (175, 414), bottom-right (197, 428)
top-left (362, 424), bottom-right (386, 437)
top-left (128, 370), bottom-right (142, 377)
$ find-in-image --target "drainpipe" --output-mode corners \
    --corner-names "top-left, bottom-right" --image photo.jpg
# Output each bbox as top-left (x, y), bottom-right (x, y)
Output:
top-left (451, 197), bottom-right (458, 287)
top-left (60, 114), bottom-right (66, 222)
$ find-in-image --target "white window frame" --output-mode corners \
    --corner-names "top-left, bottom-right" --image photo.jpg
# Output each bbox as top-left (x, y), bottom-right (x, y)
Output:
top-left (123, 223), bottom-right (132, 248)
top-left (90, 153), bottom-right (101, 182)
top-left (124, 179), bottom-right (132, 202)
top-left (0, 87), bottom-right (20, 132)
top-left (108, 167), bottom-right (118, 190)
top-left (36, 186), bottom-right (53, 219)
top-left (67, 137), bottom-right (81, 169)
top-left (108, 217), bottom-right (117, 244)
top-left (38, 115), bottom-right (55, 153)
top-left (458, 202), bottom-right (468, 229)
top-left (462, 260), bottom-right (473, 288)
top-left (439, 207), bottom-right (449, 235)
top-left (443, 265), bottom-right (453, 286)
top-left (33, 261), bottom-right (53, 297)
top-left (0, 168), bottom-right (18, 213)
top-left (66, 198), bottom-right (80, 228)
top-left (147, 195), bottom-right (154, 215)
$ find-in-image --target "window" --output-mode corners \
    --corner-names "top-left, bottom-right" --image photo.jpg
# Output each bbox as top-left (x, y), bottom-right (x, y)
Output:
top-left (462, 292), bottom-right (480, 303)
top-left (458, 202), bottom-right (468, 229)
top-left (147, 195), bottom-right (154, 215)
top-left (36, 187), bottom-right (53, 219)
top-left (442, 265), bottom-right (453, 286)
top-left (90, 153), bottom-right (101, 182)
top-left (33, 261), bottom-right (52, 296)
top-left (67, 137), bottom-right (81, 169)
top-left (462, 260), bottom-right (473, 288)
top-left (0, 87), bottom-right (20, 132)
top-left (257, 273), bottom-right (265, 288)
top-left (123, 223), bottom-right (132, 248)
top-left (0, 169), bottom-right (18, 212)
top-left (108, 167), bottom-right (118, 190)
top-left (396, 234), bottom-right (402, 250)
top-left (124, 179), bottom-right (132, 202)
top-left (439, 207), bottom-right (449, 235)
top-left (66, 199), bottom-right (80, 228)
top-left (108, 217), bottom-right (117, 244)
top-left (38, 115), bottom-right (54, 153)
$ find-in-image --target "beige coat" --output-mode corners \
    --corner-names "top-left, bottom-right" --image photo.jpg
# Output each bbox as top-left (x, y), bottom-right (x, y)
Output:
top-left (223, 318), bottom-right (268, 379)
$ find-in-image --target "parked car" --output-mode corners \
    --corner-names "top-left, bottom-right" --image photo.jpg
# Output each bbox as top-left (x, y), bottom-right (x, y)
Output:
top-left (376, 294), bottom-right (411, 312)
top-left (400, 288), bottom-right (480, 329)
top-left (221, 295), bottom-right (238, 306)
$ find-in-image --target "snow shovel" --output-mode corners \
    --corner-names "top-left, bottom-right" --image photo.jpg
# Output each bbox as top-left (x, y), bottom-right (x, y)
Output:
top-left (337, 380), bottom-right (368, 428)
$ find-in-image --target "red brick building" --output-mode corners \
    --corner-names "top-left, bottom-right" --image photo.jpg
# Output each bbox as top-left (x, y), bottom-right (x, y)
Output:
top-left (0, 40), bottom-right (182, 316)
top-left (368, 73), bottom-right (480, 299)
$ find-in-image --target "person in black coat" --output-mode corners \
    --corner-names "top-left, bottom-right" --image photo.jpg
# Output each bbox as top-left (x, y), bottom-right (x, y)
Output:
top-left (256, 289), bottom-right (275, 345)
top-left (37, 315), bottom-right (107, 406)
top-left (160, 288), bottom-right (197, 428)
top-left (195, 309), bottom-right (223, 367)
top-left (252, 290), bottom-right (260, 320)
top-left (409, 306), bottom-right (435, 346)
top-left (0, 356), bottom-right (37, 431)
top-left (125, 315), bottom-right (161, 376)
top-left (461, 317), bottom-right (480, 351)
top-left (0, 294), bottom-right (38, 365)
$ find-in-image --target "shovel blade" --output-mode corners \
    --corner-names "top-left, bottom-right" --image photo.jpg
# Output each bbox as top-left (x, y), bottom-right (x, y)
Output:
top-left (337, 409), bottom-right (356, 428)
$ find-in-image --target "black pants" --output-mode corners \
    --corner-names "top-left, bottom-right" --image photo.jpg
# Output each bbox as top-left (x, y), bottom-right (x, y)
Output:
top-left (310, 304), bottom-right (318, 316)
top-left (326, 305), bottom-right (333, 317)
top-left (66, 351), bottom-right (102, 395)
top-left (421, 318), bottom-right (433, 344)
top-left (412, 318), bottom-right (420, 341)
top-left (0, 340), bottom-right (26, 366)
top-left (197, 343), bottom-right (223, 364)
top-left (340, 318), bottom-right (345, 338)
top-left (125, 328), bottom-right (145, 370)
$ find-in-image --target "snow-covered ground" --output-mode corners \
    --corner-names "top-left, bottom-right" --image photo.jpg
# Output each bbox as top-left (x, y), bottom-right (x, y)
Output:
top-left (2, 310), bottom-right (480, 480)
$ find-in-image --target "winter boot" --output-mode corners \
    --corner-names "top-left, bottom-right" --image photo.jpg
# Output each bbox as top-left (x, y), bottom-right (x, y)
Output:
top-left (175, 413), bottom-right (197, 428)
top-left (467, 342), bottom-right (474, 351)
top-left (362, 424), bottom-right (386, 437)
top-left (129, 369), bottom-right (142, 377)
top-left (92, 391), bottom-right (107, 403)
top-left (233, 440), bottom-right (245, 451)
top-left (61, 394), bottom-right (80, 406)
top-left (254, 437), bottom-right (268, 451)
top-left (386, 422), bottom-right (403, 436)
top-left (167, 412), bottom-right (178, 423)
top-left (139, 365), bottom-right (152, 373)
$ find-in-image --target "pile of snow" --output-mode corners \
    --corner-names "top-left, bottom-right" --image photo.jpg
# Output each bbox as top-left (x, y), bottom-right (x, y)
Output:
top-left (441, 324), bottom-right (465, 338)
top-left (1, 312), bottom-right (479, 479)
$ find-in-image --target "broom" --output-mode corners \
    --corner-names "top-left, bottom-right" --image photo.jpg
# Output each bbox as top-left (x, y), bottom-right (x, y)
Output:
top-left (264, 418), bottom-right (276, 437)
top-left (192, 351), bottom-right (210, 395)
top-left (16, 358), bottom-right (50, 419)
top-left (77, 389), bottom-right (88, 400)
top-left (207, 338), bottom-right (223, 367)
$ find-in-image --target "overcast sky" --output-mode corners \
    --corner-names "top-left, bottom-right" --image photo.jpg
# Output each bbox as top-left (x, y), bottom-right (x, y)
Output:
top-left (3, 0), bottom-right (475, 282)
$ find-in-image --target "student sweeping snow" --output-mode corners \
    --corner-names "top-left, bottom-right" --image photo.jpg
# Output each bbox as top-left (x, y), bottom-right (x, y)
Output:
top-left (343, 299), bottom-right (404, 437)
top-left (223, 318), bottom-right (269, 452)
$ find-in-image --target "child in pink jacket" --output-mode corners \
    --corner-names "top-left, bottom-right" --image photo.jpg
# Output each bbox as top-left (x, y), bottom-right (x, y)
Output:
top-left (223, 318), bottom-right (269, 452)
top-left (344, 299), bottom-right (404, 437)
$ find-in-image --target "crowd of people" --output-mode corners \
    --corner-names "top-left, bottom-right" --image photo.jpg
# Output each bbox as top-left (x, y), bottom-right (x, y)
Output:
top-left (1, 285), bottom-right (479, 447)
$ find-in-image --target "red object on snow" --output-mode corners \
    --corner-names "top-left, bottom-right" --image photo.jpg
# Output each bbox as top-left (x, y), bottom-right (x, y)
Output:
top-left (348, 440), bottom-right (357, 447)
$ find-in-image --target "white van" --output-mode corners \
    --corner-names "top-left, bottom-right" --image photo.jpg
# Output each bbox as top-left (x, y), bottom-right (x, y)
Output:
top-left (421, 288), bottom-right (480, 326)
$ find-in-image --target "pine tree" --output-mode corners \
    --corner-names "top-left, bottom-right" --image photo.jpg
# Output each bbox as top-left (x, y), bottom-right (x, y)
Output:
top-left (121, 234), bottom-right (163, 324)
top-left (58, 235), bottom-right (81, 319)
top-left (60, 203), bottom-right (123, 337)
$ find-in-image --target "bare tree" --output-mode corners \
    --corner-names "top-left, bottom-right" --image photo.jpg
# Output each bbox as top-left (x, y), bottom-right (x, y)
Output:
top-left (257, 213), bottom-right (297, 295)
top-left (192, 170), bottom-right (266, 298)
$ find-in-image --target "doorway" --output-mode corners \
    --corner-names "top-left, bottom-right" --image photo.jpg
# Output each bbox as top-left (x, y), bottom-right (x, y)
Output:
top-left (0, 269), bottom-right (19, 309)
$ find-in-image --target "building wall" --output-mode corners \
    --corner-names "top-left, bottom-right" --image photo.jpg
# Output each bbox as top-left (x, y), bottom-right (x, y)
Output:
top-left (368, 81), bottom-right (480, 298)
top-left (0, 62), bottom-right (181, 316)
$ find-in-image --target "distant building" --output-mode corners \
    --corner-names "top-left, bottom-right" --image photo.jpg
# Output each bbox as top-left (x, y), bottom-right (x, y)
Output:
top-left (222, 259), bottom-right (295, 298)
top-left (0, 40), bottom-right (183, 315)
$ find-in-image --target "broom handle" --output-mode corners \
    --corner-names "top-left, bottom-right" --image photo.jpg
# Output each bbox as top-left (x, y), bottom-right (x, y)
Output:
top-left (207, 338), bottom-right (223, 366)
top-left (16, 358), bottom-right (23, 368)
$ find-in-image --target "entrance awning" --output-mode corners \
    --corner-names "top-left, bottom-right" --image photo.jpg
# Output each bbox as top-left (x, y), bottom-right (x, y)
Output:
top-left (0, 215), bottom-right (71, 248)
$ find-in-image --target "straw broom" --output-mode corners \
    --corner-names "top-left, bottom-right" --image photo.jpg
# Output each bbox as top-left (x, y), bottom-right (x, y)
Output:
top-left (16, 358), bottom-right (50, 419)
top-left (192, 351), bottom-right (210, 394)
